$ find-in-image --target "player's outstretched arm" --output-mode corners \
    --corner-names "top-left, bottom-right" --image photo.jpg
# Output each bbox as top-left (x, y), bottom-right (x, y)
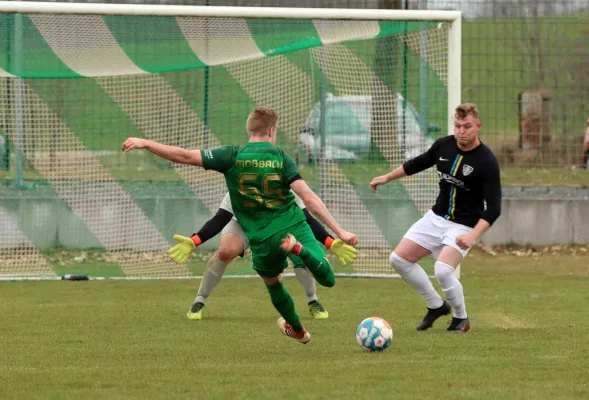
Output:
top-left (121, 137), bottom-right (203, 166)
top-left (371, 140), bottom-right (441, 192)
top-left (303, 208), bottom-right (333, 245)
top-left (303, 208), bottom-right (357, 265)
top-left (168, 208), bottom-right (234, 264)
top-left (290, 179), bottom-right (358, 246)
top-left (370, 165), bottom-right (407, 193)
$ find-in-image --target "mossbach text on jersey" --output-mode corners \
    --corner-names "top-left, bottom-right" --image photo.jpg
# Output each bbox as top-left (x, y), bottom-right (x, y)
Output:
top-left (235, 159), bottom-right (283, 169)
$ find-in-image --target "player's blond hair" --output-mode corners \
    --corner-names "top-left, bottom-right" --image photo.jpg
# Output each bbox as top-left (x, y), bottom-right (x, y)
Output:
top-left (247, 107), bottom-right (279, 135)
top-left (455, 103), bottom-right (480, 120)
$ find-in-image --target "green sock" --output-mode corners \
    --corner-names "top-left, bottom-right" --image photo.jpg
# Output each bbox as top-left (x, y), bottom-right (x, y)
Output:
top-left (265, 282), bottom-right (303, 332)
top-left (297, 247), bottom-right (335, 288)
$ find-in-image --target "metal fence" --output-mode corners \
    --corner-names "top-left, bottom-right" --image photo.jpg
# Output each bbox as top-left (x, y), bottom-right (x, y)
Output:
top-left (3, 0), bottom-right (589, 169)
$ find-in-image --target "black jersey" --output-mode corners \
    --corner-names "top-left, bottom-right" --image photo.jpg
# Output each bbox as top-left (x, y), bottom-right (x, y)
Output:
top-left (403, 135), bottom-right (502, 228)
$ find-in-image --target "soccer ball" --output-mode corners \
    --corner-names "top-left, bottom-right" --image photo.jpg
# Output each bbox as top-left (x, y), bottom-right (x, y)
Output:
top-left (356, 317), bottom-right (393, 352)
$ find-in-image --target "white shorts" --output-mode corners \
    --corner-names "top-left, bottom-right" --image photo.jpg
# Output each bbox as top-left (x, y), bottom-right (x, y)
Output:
top-left (221, 219), bottom-right (249, 254)
top-left (404, 210), bottom-right (473, 259)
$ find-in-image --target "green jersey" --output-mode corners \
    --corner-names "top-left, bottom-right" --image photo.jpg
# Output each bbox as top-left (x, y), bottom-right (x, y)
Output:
top-left (201, 142), bottom-right (306, 244)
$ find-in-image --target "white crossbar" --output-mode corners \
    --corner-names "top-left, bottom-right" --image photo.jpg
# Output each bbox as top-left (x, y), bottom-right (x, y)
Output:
top-left (0, 1), bottom-right (460, 21)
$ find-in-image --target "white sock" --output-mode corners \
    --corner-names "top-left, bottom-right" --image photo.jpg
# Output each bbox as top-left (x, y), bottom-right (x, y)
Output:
top-left (390, 252), bottom-right (444, 309)
top-left (434, 261), bottom-right (467, 319)
top-left (294, 267), bottom-right (318, 303)
top-left (194, 255), bottom-right (228, 305)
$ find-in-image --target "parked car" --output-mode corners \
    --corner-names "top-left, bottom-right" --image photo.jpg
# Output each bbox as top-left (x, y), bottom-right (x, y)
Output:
top-left (296, 93), bottom-right (440, 164)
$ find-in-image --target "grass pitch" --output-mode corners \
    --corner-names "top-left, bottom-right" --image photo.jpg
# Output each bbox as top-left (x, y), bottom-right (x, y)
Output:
top-left (1, 249), bottom-right (588, 399)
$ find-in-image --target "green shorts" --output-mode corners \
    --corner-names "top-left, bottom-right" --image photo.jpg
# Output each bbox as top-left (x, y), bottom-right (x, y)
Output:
top-left (250, 221), bottom-right (326, 277)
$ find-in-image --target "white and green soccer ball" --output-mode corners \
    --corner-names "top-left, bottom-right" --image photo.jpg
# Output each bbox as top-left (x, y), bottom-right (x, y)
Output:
top-left (356, 317), bottom-right (393, 352)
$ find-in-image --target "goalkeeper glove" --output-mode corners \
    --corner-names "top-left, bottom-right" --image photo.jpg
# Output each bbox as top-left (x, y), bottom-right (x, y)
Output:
top-left (167, 234), bottom-right (201, 264)
top-left (326, 238), bottom-right (358, 265)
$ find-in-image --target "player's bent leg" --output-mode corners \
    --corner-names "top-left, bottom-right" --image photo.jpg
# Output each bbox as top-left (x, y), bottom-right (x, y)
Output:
top-left (262, 274), bottom-right (310, 344)
top-left (251, 237), bottom-right (310, 343)
top-left (436, 246), bottom-right (470, 333)
top-left (187, 232), bottom-right (244, 320)
top-left (391, 239), bottom-right (445, 310)
top-left (390, 239), bottom-right (450, 331)
top-left (292, 264), bottom-right (328, 319)
top-left (281, 223), bottom-right (335, 288)
top-left (389, 251), bottom-right (445, 310)
top-left (282, 236), bottom-right (334, 288)
top-left (393, 237), bottom-right (432, 263)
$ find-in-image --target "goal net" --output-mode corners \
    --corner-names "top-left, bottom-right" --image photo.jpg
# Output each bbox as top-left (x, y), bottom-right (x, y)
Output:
top-left (0, 2), bottom-right (460, 279)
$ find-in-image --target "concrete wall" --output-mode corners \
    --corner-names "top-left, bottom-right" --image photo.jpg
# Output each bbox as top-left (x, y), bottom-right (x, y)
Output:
top-left (1, 195), bottom-right (588, 248)
top-left (0, 197), bottom-right (220, 251)
top-left (481, 198), bottom-right (589, 246)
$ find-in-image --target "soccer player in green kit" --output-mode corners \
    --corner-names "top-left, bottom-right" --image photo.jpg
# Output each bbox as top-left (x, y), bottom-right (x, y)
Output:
top-left (121, 107), bottom-right (358, 344)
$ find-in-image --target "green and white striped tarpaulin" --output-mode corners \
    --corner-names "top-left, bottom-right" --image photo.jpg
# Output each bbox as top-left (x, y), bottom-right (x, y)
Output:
top-left (0, 15), bottom-right (438, 78)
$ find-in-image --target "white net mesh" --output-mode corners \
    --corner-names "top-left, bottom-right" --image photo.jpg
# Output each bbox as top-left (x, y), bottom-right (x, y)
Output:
top-left (0, 12), bottom-right (451, 278)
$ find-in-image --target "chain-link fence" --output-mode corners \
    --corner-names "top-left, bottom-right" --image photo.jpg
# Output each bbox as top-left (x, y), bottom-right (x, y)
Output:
top-left (2, 0), bottom-right (589, 170)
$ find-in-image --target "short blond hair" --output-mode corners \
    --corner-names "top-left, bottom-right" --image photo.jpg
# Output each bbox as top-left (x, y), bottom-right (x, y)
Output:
top-left (247, 107), bottom-right (279, 135)
top-left (455, 103), bottom-right (480, 120)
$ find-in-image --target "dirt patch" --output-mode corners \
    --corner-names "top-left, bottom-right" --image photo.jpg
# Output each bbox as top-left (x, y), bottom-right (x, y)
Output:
top-left (479, 312), bottom-right (536, 329)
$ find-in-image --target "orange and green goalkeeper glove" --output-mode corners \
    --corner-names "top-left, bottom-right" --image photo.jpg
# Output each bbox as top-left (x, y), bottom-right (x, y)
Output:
top-left (326, 238), bottom-right (358, 265)
top-left (167, 234), bottom-right (201, 264)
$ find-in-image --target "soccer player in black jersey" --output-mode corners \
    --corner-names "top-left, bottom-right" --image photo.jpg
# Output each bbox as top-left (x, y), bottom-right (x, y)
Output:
top-left (370, 103), bottom-right (502, 332)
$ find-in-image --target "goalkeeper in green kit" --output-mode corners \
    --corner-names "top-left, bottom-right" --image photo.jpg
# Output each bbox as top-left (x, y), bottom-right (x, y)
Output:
top-left (121, 107), bottom-right (358, 344)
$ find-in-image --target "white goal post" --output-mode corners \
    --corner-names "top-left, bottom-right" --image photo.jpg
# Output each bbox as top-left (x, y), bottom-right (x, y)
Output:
top-left (0, 1), bottom-right (461, 280)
